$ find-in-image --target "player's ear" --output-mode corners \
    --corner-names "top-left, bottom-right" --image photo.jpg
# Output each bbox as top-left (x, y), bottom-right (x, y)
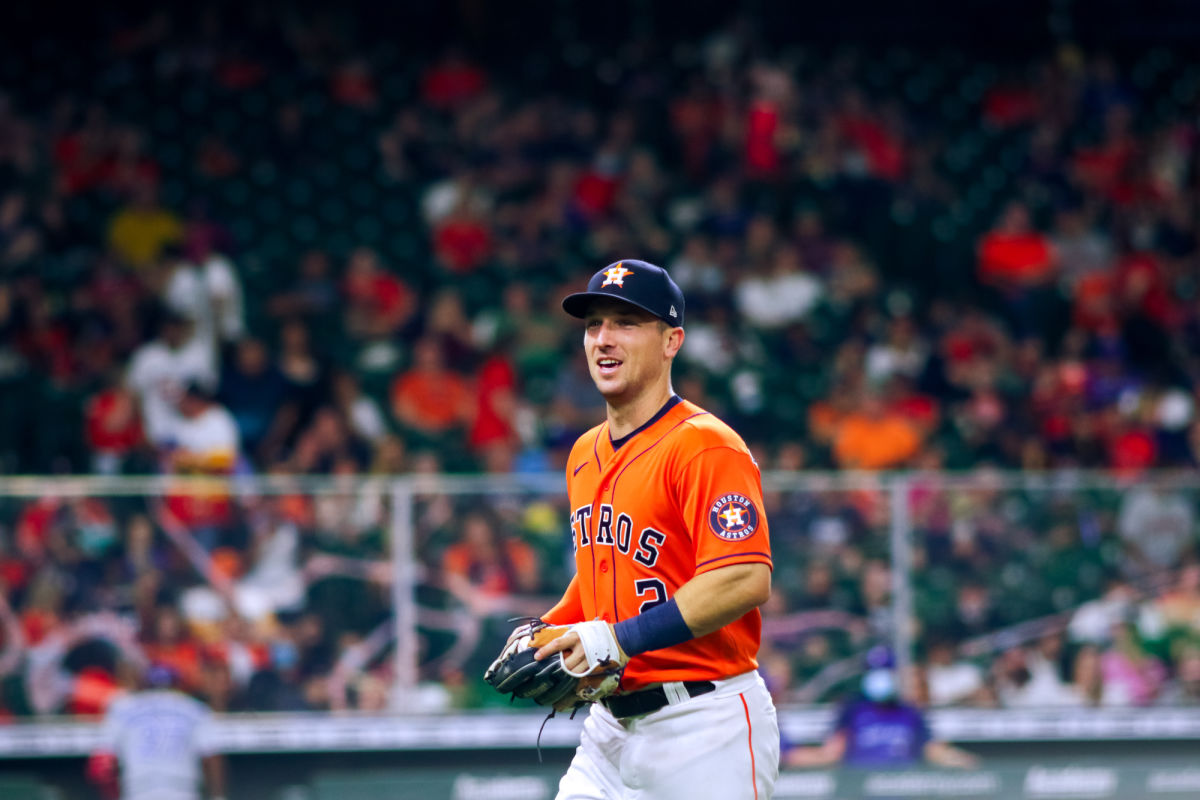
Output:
top-left (663, 326), bottom-right (684, 359)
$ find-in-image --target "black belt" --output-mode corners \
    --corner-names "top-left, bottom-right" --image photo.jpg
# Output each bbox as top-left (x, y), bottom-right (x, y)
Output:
top-left (602, 680), bottom-right (716, 719)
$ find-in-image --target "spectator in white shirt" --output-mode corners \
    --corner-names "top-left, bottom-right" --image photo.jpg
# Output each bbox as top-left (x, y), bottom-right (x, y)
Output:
top-left (734, 244), bottom-right (824, 330)
top-left (159, 383), bottom-right (242, 551)
top-left (163, 245), bottom-right (245, 351)
top-left (924, 638), bottom-right (988, 707)
top-left (163, 382), bottom-right (241, 475)
top-left (127, 310), bottom-right (216, 447)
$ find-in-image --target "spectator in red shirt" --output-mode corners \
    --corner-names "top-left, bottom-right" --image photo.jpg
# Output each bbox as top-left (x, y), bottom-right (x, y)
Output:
top-left (572, 167), bottom-right (621, 221)
top-left (330, 58), bottom-right (377, 109)
top-left (432, 199), bottom-right (493, 275)
top-left (670, 76), bottom-right (726, 181)
top-left (85, 373), bottom-right (145, 475)
top-left (52, 104), bottom-right (112, 196)
top-left (978, 202), bottom-right (1056, 288)
top-left (341, 246), bottom-right (417, 340)
top-left (216, 44), bottom-right (267, 90)
top-left (1105, 406), bottom-right (1158, 474)
top-left (1072, 271), bottom-right (1118, 335)
top-left (1072, 104), bottom-right (1137, 203)
top-left (469, 340), bottom-right (520, 472)
top-left (744, 65), bottom-right (792, 180)
top-left (982, 79), bottom-right (1040, 128)
top-left (420, 49), bottom-right (487, 110)
top-left (1114, 246), bottom-right (1177, 375)
top-left (102, 126), bottom-right (161, 199)
top-left (977, 202), bottom-right (1064, 340)
top-left (1114, 249), bottom-right (1175, 327)
top-left (837, 89), bottom-right (906, 181)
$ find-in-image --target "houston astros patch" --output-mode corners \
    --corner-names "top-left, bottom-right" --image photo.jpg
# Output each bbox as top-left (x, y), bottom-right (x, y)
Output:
top-left (708, 493), bottom-right (760, 541)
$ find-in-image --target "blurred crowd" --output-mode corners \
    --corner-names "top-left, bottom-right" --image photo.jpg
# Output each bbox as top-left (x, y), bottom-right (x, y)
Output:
top-left (0, 5), bottom-right (1199, 718)
top-left (759, 479), bottom-right (1200, 710)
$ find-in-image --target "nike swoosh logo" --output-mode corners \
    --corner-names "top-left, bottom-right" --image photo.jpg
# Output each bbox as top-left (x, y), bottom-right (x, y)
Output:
top-left (573, 462), bottom-right (588, 476)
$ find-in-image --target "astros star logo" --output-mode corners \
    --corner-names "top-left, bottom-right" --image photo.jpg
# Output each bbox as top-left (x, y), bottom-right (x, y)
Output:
top-left (708, 493), bottom-right (759, 541)
top-left (719, 506), bottom-right (746, 529)
top-left (601, 264), bottom-right (632, 287)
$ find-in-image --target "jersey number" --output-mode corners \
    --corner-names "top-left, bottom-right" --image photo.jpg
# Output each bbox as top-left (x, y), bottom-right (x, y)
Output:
top-left (634, 578), bottom-right (668, 613)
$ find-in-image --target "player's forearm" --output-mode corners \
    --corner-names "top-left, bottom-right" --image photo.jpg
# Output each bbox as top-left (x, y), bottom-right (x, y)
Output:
top-left (600, 563), bottom-right (769, 663)
top-left (673, 562), bottom-right (771, 639)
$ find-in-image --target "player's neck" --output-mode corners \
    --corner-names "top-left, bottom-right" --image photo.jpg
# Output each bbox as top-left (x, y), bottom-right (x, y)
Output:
top-left (606, 381), bottom-right (674, 440)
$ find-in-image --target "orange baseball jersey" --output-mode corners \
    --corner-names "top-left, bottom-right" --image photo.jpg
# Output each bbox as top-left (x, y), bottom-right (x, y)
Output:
top-left (543, 396), bottom-right (772, 692)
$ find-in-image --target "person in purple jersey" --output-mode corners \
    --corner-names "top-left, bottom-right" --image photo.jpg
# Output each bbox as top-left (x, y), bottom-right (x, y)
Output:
top-left (785, 646), bottom-right (979, 769)
top-left (89, 663), bottom-right (227, 800)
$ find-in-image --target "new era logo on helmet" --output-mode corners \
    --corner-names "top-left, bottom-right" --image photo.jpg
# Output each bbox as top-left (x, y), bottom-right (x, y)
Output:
top-left (669, 305), bottom-right (677, 318)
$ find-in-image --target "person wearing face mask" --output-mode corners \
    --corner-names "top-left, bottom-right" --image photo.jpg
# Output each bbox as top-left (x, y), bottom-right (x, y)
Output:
top-left (785, 646), bottom-right (980, 769)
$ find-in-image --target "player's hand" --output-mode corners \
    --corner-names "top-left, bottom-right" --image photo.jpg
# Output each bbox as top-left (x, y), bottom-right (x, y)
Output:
top-left (535, 623), bottom-right (628, 674)
top-left (535, 628), bottom-right (585, 672)
top-left (485, 620), bottom-right (624, 711)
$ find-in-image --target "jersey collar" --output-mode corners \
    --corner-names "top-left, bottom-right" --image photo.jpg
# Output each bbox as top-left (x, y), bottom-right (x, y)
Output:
top-left (609, 394), bottom-right (683, 451)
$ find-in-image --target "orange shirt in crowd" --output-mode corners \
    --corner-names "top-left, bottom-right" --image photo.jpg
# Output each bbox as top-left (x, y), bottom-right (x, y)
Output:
top-left (832, 412), bottom-right (922, 470)
top-left (441, 538), bottom-right (538, 596)
top-left (67, 666), bottom-right (121, 716)
top-left (141, 640), bottom-right (204, 693)
top-left (390, 368), bottom-right (472, 433)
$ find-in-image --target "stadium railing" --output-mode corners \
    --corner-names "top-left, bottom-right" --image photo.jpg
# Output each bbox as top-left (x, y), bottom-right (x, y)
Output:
top-left (0, 470), bottom-right (1196, 759)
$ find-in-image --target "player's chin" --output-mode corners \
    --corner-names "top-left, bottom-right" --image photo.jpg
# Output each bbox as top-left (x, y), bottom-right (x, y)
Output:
top-left (594, 379), bottom-right (629, 400)
top-left (590, 372), bottom-right (623, 394)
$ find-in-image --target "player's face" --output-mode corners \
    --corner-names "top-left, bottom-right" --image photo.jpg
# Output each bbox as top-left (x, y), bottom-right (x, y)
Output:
top-left (582, 300), bottom-right (680, 405)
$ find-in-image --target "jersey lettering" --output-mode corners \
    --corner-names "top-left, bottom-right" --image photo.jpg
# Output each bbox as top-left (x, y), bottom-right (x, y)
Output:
top-left (571, 504), bottom-right (593, 550)
top-left (595, 504), bottom-right (615, 546)
top-left (615, 513), bottom-right (633, 553)
top-left (633, 527), bottom-right (666, 567)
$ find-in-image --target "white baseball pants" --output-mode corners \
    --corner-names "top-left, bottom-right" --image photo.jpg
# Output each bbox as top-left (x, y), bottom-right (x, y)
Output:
top-left (557, 670), bottom-right (779, 800)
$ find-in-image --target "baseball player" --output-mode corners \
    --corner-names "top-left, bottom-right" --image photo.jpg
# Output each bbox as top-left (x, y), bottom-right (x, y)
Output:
top-left (89, 664), bottom-right (226, 800)
top-left (534, 260), bottom-right (779, 798)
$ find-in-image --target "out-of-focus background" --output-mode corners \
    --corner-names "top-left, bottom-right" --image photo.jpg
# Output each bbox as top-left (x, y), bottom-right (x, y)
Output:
top-left (1, 0), bottom-right (1200, 797)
